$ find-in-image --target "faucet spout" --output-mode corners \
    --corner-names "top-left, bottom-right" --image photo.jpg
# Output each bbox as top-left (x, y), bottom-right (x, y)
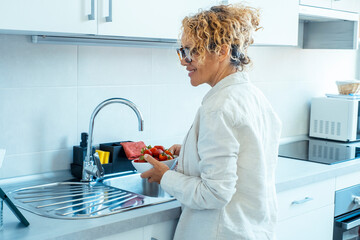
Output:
top-left (82, 98), bottom-right (144, 182)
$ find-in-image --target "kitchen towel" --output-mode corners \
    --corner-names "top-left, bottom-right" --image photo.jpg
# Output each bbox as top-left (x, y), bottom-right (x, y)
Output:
top-left (120, 141), bottom-right (146, 160)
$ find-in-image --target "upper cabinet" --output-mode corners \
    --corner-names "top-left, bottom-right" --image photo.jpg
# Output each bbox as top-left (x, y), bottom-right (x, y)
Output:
top-left (98, 0), bottom-right (299, 45)
top-left (0, 0), bottom-right (357, 49)
top-left (300, 0), bottom-right (359, 13)
top-left (0, 0), bottom-right (216, 39)
top-left (228, 0), bottom-right (299, 46)
top-left (97, 0), bottom-right (217, 39)
top-left (332, 0), bottom-right (360, 12)
top-left (0, 0), bottom-right (97, 35)
top-left (299, 0), bottom-right (360, 49)
top-left (301, 0), bottom-right (332, 9)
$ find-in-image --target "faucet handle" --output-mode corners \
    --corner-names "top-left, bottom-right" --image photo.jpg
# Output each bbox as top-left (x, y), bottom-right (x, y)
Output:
top-left (93, 152), bottom-right (105, 178)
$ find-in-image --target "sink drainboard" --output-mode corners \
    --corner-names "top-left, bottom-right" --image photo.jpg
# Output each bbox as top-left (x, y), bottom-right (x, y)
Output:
top-left (8, 181), bottom-right (168, 219)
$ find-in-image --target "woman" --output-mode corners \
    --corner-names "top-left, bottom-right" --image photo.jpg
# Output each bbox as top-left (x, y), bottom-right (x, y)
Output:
top-left (141, 4), bottom-right (281, 240)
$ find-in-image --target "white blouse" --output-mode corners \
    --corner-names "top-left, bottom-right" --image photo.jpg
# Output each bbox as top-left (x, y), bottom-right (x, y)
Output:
top-left (161, 71), bottom-right (282, 240)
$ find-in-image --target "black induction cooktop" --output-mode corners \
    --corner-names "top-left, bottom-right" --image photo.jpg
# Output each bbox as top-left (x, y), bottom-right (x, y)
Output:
top-left (278, 139), bottom-right (360, 165)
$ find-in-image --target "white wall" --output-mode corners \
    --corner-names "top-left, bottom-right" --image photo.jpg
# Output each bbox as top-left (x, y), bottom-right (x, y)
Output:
top-left (0, 34), bottom-right (358, 179)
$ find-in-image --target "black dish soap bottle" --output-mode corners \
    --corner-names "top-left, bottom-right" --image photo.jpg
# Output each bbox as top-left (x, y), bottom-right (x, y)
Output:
top-left (71, 132), bottom-right (95, 179)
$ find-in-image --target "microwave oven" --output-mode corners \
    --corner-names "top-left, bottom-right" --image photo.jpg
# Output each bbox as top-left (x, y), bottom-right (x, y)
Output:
top-left (310, 97), bottom-right (360, 142)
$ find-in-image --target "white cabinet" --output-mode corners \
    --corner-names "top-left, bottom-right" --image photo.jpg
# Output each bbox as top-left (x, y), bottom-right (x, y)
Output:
top-left (300, 0), bottom-right (360, 13)
top-left (143, 219), bottom-right (178, 240)
top-left (332, 0), bottom-right (360, 12)
top-left (300, 0), bottom-right (332, 9)
top-left (98, 0), bottom-right (217, 39)
top-left (276, 178), bottom-right (335, 240)
top-left (0, 0), bottom-right (299, 46)
top-left (277, 205), bottom-right (334, 240)
top-left (97, 227), bottom-right (144, 240)
top-left (228, 0), bottom-right (299, 46)
top-left (299, 0), bottom-right (359, 49)
top-left (0, 0), bottom-right (216, 40)
top-left (96, 219), bottom-right (178, 240)
top-left (0, 0), bottom-right (97, 34)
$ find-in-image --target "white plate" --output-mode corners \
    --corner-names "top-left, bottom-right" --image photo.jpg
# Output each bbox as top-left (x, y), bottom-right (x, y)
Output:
top-left (132, 158), bottom-right (177, 173)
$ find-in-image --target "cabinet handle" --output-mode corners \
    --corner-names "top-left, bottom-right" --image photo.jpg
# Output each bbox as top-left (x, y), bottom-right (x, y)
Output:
top-left (291, 197), bottom-right (313, 205)
top-left (88, 0), bottom-right (95, 20)
top-left (106, 0), bottom-right (113, 22)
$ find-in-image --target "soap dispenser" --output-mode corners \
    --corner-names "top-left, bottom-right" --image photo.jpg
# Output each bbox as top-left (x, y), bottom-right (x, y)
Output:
top-left (76, 133), bottom-right (89, 163)
top-left (71, 132), bottom-right (95, 179)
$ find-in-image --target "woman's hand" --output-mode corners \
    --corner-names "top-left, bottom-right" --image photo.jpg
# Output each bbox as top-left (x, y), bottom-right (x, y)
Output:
top-left (140, 154), bottom-right (169, 184)
top-left (168, 144), bottom-right (182, 156)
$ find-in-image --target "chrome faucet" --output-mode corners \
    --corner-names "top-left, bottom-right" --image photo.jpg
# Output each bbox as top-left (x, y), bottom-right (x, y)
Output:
top-left (82, 98), bottom-right (144, 182)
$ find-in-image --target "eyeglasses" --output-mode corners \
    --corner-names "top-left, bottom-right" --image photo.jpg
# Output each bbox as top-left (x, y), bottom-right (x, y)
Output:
top-left (176, 47), bottom-right (192, 63)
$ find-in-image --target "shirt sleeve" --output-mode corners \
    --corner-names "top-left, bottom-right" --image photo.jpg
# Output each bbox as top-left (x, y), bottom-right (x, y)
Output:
top-left (160, 110), bottom-right (239, 210)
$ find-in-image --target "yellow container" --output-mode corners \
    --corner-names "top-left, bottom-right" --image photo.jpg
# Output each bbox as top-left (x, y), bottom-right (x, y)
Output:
top-left (95, 150), bottom-right (110, 164)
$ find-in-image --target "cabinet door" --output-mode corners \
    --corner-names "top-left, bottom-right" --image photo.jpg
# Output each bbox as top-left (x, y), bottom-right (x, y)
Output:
top-left (97, 0), bottom-right (217, 39)
top-left (229, 0), bottom-right (299, 46)
top-left (300, 0), bottom-right (332, 9)
top-left (143, 219), bottom-right (178, 240)
top-left (276, 204), bottom-right (334, 240)
top-left (96, 227), bottom-right (144, 240)
top-left (277, 178), bottom-right (335, 221)
top-left (0, 0), bottom-right (97, 34)
top-left (332, 0), bottom-right (360, 13)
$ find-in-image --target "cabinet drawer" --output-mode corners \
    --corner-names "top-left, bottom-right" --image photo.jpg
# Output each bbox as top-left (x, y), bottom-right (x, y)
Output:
top-left (277, 178), bottom-right (335, 221)
top-left (97, 227), bottom-right (143, 240)
top-left (276, 204), bottom-right (334, 240)
top-left (144, 219), bottom-right (178, 240)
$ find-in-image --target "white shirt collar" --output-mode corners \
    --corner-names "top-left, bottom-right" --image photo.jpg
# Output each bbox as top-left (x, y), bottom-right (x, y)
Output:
top-left (202, 71), bottom-right (249, 105)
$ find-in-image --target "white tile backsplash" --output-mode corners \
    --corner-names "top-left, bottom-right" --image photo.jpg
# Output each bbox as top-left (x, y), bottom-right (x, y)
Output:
top-left (0, 35), bottom-right (77, 88)
top-left (249, 47), bottom-right (358, 84)
top-left (255, 81), bottom-right (313, 137)
top-left (0, 35), bottom-right (358, 179)
top-left (150, 83), bottom-right (209, 140)
top-left (0, 87), bottom-right (77, 155)
top-left (77, 86), bottom-right (151, 144)
top-left (151, 47), bottom-right (189, 85)
top-left (78, 46), bottom-right (153, 86)
top-left (0, 149), bottom-right (72, 179)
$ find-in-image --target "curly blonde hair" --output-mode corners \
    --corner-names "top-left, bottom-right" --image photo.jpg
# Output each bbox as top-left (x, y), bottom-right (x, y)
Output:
top-left (181, 4), bottom-right (261, 71)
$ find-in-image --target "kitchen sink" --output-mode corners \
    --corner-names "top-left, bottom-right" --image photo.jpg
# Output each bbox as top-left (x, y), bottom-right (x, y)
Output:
top-left (101, 172), bottom-right (172, 198)
top-left (7, 173), bottom-right (174, 219)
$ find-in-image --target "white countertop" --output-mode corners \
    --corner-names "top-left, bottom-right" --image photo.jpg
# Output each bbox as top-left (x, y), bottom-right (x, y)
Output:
top-left (276, 156), bottom-right (360, 192)
top-left (2, 156), bottom-right (360, 239)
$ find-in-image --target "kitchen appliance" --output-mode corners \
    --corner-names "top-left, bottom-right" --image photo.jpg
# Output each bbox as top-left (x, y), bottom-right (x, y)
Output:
top-left (333, 184), bottom-right (360, 239)
top-left (310, 96), bottom-right (360, 142)
top-left (278, 139), bottom-right (360, 165)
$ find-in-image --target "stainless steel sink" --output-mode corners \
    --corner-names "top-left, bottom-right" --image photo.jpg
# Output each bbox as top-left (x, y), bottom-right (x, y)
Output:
top-left (101, 172), bottom-right (172, 198)
top-left (7, 173), bottom-right (174, 219)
